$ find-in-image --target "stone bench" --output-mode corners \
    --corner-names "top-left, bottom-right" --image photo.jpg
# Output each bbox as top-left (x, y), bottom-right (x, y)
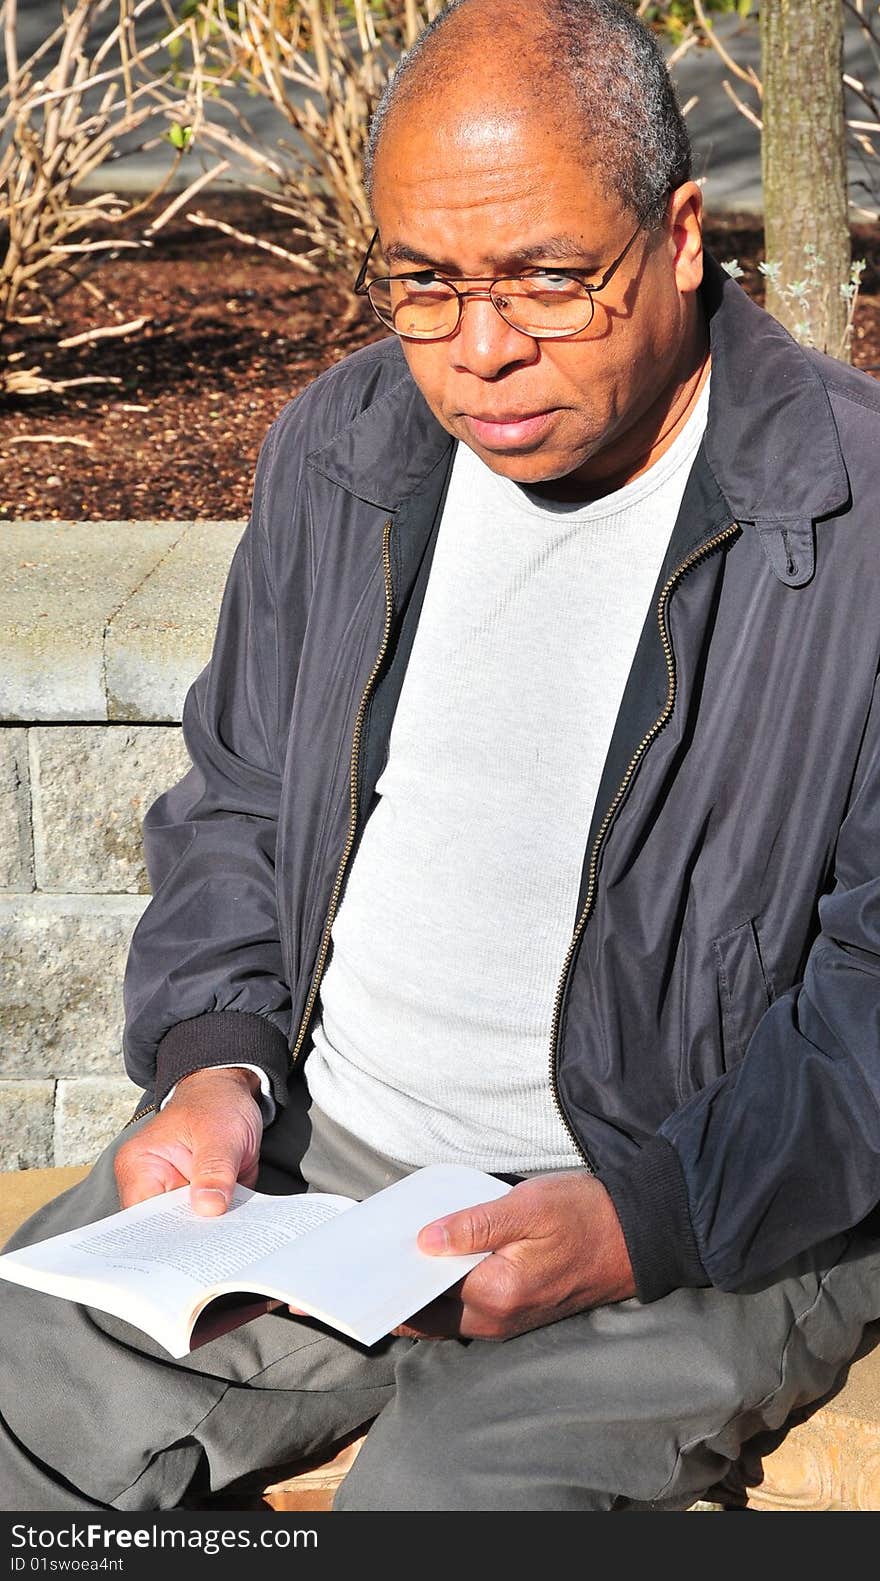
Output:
top-left (2, 1166), bottom-right (878, 1511)
top-left (0, 521), bottom-right (244, 1173)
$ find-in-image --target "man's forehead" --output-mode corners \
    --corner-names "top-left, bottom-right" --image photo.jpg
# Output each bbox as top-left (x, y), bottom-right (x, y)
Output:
top-left (376, 93), bottom-right (581, 181)
top-left (371, 101), bottom-right (623, 254)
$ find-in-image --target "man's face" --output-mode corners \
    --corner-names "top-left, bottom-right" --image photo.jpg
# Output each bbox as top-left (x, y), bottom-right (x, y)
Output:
top-left (370, 104), bottom-right (705, 494)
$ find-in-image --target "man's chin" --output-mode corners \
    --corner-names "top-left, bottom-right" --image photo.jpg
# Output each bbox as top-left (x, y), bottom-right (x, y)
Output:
top-left (458, 433), bottom-right (593, 491)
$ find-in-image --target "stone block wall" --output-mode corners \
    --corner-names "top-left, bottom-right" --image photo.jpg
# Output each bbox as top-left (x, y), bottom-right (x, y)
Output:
top-left (0, 521), bottom-right (244, 1167)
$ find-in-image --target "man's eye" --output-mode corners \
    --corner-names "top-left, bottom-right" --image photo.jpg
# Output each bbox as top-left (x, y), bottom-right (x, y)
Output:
top-left (401, 271), bottom-right (442, 290)
top-left (526, 270), bottom-right (581, 292)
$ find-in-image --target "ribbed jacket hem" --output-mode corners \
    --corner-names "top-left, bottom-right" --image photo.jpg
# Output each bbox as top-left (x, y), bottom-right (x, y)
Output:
top-left (155, 1011), bottom-right (290, 1113)
top-left (597, 1134), bottom-right (709, 1302)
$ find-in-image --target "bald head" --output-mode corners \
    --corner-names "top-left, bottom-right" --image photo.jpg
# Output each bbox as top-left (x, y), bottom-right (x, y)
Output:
top-left (366, 0), bottom-right (690, 230)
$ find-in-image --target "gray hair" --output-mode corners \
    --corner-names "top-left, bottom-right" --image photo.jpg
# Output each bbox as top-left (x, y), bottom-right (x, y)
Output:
top-left (365, 0), bottom-right (691, 229)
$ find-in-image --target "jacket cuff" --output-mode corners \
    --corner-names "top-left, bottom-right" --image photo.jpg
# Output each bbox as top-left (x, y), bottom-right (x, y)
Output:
top-left (596, 1134), bottom-right (709, 1303)
top-left (155, 1011), bottom-right (291, 1115)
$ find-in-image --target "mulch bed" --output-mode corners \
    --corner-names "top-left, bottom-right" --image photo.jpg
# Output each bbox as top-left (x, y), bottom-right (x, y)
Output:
top-left (2, 200), bottom-right (879, 522)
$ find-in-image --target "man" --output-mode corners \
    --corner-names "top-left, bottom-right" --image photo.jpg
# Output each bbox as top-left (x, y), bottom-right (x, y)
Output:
top-left (3, 0), bottom-right (880, 1512)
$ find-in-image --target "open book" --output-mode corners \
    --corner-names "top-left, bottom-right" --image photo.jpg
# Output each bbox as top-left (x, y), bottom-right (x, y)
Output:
top-left (0, 1164), bottom-right (512, 1356)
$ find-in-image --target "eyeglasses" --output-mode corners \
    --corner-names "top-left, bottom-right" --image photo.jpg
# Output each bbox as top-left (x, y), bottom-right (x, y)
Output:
top-left (353, 221), bottom-right (644, 342)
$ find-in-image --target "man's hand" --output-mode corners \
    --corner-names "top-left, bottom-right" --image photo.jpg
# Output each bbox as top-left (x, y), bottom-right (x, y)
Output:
top-left (395, 1171), bottom-right (636, 1340)
top-left (114, 1067), bottom-right (263, 1216)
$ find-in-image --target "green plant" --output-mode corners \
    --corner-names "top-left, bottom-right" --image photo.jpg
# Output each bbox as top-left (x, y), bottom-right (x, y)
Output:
top-left (722, 248), bottom-right (867, 361)
top-left (636, 0), bottom-right (753, 45)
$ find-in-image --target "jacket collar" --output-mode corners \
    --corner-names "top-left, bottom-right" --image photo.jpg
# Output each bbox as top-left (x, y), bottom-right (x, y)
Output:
top-left (699, 252), bottom-right (849, 585)
top-left (308, 252), bottom-right (851, 568)
top-left (306, 346), bottom-right (452, 510)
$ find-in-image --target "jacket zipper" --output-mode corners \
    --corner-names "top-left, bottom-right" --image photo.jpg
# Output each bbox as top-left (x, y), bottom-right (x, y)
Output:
top-left (130, 517), bottom-right (737, 1136)
top-left (548, 521), bottom-right (741, 1167)
top-left (126, 1100), bottom-right (154, 1126)
top-left (289, 516), bottom-right (396, 1067)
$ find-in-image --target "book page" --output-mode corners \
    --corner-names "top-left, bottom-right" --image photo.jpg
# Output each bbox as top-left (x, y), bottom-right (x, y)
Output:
top-left (74, 1189), bottom-right (350, 1285)
top-left (214, 1163), bottom-right (514, 1347)
top-left (0, 1184), bottom-right (355, 1348)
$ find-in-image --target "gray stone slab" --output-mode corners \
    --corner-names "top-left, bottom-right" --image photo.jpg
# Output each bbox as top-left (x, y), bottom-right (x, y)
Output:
top-left (31, 725), bottom-right (192, 894)
top-left (0, 1081), bottom-right (55, 1170)
top-left (0, 523), bottom-right (183, 722)
top-left (0, 729), bottom-right (34, 891)
top-left (0, 893), bottom-right (148, 1078)
top-left (105, 521), bottom-right (244, 722)
top-left (54, 1077), bottom-right (143, 1166)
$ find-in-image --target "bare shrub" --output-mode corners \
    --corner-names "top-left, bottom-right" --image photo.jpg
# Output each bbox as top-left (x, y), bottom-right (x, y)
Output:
top-left (0, 0), bottom-right (226, 397)
top-left (182, 1), bottom-right (446, 277)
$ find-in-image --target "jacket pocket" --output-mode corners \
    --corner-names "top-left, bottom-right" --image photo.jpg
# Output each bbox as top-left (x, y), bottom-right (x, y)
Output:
top-left (713, 917), bottom-right (774, 1070)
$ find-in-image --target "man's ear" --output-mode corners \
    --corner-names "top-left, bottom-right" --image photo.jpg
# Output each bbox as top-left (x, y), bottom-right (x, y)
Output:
top-left (668, 181), bottom-right (704, 296)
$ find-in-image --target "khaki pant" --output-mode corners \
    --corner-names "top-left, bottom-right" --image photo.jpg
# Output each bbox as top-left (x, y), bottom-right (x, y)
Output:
top-left (2, 1084), bottom-right (879, 1511)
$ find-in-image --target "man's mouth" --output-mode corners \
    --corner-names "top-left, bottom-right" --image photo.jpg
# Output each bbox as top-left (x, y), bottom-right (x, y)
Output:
top-left (462, 410), bottom-right (556, 449)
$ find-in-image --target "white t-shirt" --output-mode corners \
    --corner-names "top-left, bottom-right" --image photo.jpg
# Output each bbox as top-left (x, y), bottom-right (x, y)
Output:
top-left (304, 379), bottom-right (711, 1171)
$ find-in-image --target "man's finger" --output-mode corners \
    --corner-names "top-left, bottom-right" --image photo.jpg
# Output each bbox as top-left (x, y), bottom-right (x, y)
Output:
top-left (189, 1147), bottom-right (242, 1215)
top-left (418, 1194), bottom-right (519, 1256)
top-left (115, 1152), bottom-right (188, 1210)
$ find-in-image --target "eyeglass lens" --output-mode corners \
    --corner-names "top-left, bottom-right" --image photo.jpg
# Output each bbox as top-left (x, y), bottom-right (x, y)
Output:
top-left (367, 275), bottom-right (596, 340)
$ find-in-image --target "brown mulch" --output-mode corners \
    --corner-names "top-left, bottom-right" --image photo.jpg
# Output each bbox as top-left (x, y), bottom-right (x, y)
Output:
top-left (2, 201), bottom-right (879, 522)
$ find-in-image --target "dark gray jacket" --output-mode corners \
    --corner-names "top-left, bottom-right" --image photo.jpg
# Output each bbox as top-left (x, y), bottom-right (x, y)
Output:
top-left (123, 257), bottom-right (880, 1303)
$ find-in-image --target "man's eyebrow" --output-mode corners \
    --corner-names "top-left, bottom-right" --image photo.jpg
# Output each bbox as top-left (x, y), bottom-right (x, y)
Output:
top-left (382, 236), bottom-right (602, 271)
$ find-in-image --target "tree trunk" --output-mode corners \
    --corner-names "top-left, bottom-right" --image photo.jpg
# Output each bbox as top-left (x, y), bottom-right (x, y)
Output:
top-left (760, 0), bottom-right (850, 359)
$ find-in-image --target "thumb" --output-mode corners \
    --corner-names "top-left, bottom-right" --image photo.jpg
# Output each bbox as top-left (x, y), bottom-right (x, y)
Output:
top-left (189, 1143), bottom-right (241, 1216)
top-left (417, 1198), bottom-right (505, 1257)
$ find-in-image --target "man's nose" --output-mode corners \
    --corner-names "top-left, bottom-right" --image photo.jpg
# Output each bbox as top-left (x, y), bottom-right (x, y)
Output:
top-left (450, 294), bottom-right (539, 379)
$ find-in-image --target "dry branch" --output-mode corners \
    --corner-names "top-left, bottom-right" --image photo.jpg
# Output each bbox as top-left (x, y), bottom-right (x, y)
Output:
top-left (186, 209), bottom-right (321, 269)
top-left (9, 434), bottom-right (94, 447)
top-left (57, 316), bottom-right (150, 348)
top-left (2, 370), bottom-right (122, 396)
top-left (722, 77), bottom-right (763, 133)
top-left (692, 0), bottom-right (763, 96)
